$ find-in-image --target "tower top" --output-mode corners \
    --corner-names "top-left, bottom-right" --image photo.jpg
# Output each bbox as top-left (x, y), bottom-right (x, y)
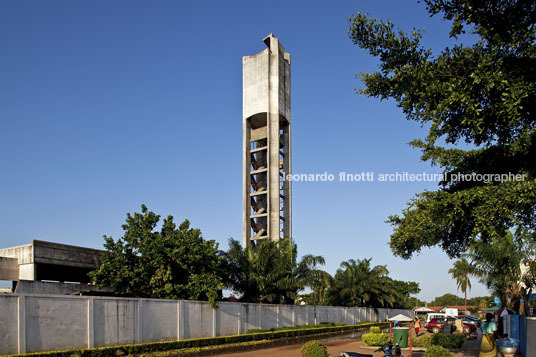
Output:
top-left (262, 33), bottom-right (286, 53)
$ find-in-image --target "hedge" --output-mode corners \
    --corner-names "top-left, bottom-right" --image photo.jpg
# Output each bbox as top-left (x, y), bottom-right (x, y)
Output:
top-left (361, 332), bottom-right (389, 346)
top-left (412, 334), bottom-right (432, 348)
top-left (300, 340), bottom-right (328, 357)
top-left (431, 333), bottom-right (465, 349)
top-left (6, 321), bottom-right (389, 357)
top-left (424, 345), bottom-right (452, 357)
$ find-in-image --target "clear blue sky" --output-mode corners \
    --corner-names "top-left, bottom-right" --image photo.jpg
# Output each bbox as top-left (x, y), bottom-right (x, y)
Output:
top-left (0, 0), bottom-right (490, 302)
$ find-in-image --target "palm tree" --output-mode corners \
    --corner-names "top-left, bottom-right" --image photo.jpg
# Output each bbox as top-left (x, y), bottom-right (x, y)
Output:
top-left (448, 258), bottom-right (474, 312)
top-left (326, 258), bottom-right (396, 308)
top-left (222, 238), bottom-right (326, 304)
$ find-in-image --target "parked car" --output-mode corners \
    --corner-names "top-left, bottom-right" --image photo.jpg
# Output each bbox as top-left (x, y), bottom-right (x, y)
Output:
top-left (456, 315), bottom-right (481, 327)
top-left (424, 313), bottom-right (447, 328)
top-left (427, 317), bottom-right (478, 334)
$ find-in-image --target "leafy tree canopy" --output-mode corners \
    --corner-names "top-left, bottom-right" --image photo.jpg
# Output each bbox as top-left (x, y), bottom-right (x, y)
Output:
top-left (429, 293), bottom-right (466, 307)
top-left (325, 258), bottom-right (413, 308)
top-left (223, 238), bottom-right (327, 304)
top-left (392, 280), bottom-right (422, 309)
top-left (90, 205), bottom-right (224, 307)
top-left (465, 229), bottom-right (536, 312)
top-left (348, 0), bottom-right (536, 259)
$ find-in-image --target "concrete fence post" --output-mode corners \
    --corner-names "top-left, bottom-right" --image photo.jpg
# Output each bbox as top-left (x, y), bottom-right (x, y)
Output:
top-left (276, 305), bottom-right (280, 328)
top-left (137, 299), bottom-right (143, 343)
top-left (177, 300), bottom-right (183, 340)
top-left (17, 295), bottom-right (26, 354)
top-left (87, 297), bottom-right (94, 348)
top-left (212, 307), bottom-right (217, 337)
top-left (237, 304), bottom-right (242, 335)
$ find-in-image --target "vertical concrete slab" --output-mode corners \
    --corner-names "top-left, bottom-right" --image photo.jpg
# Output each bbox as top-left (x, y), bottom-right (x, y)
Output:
top-left (182, 301), bottom-right (213, 339)
top-left (260, 304), bottom-right (278, 329)
top-left (217, 302), bottom-right (240, 337)
top-left (25, 296), bottom-right (87, 353)
top-left (279, 305), bottom-right (294, 327)
top-left (94, 298), bottom-right (137, 347)
top-left (141, 299), bottom-right (177, 343)
top-left (0, 295), bottom-right (18, 354)
top-left (295, 305), bottom-right (308, 326)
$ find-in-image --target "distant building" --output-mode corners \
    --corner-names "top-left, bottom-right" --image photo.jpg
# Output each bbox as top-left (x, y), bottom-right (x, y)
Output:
top-left (413, 305), bottom-right (480, 315)
top-left (0, 240), bottom-right (106, 294)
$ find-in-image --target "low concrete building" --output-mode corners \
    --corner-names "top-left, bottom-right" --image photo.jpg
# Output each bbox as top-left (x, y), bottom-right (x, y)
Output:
top-left (0, 240), bottom-right (104, 293)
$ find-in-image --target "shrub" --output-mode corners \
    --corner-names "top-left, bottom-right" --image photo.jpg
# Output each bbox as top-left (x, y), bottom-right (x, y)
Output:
top-left (361, 332), bottom-right (389, 346)
top-left (300, 340), bottom-right (328, 357)
top-left (370, 326), bottom-right (381, 333)
top-left (412, 334), bottom-right (432, 348)
top-left (424, 345), bottom-right (452, 357)
top-left (431, 333), bottom-right (465, 349)
top-left (10, 322), bottom-right (388, 357)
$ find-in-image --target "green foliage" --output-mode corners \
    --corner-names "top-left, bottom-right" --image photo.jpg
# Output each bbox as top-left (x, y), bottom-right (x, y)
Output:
top-left (7, 322), bottom-right (388, 357)
top-left (428, 293), bottom-right (492, 309)
top-left (325, 258), bottom-right (396, 307)
top-left (429, 293), bottom-right (465, 307)
top-left (431, 333), bottom-right (465, 349)
top-left (424, 345), bottom-right (452, 357)
top-left (448, 258), bottom-right (474, 308)
top-left (392, 280), bottom-right (422, 309)
top-left (467, 229), bottom-right (536, 312)
top-left (348, 1), bottom-right (536, 259)
top-left (300, 340), bottom-right (328, 357)
top-left (90, 205), bottom-right (224, 307)
top-left (361, 332), bottom-right (390, 346)
top-left (370, 326), bottom-right (381, 333)
top-left (223, 238), bottom-right (328, 304)
top-left (412, 334), bottom-right (432, 348)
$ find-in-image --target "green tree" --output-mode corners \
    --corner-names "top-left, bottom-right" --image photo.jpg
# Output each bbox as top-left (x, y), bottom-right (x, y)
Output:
top-left (223, 238), bottom-right (326, 304)
top-left (325, 258), bottom-right (396, 307)
top-left (448, 258), bottom-right (475, 311)
top-left (392, 280), bottom-right (421, 309)
top-left (465, 230), bottom-right (536, 313)
top-left (429, 293), bottom-right (464, 307)
top-left (90, 205), bottom-right (224, 307)
top-left (348, 1), bottom-right (536, 259)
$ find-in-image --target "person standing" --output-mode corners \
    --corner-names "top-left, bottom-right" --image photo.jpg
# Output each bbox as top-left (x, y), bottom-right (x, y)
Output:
top-left (414, 317), bottom-right (421, 337)
top-left (480, 313), bottom-right (502, 357)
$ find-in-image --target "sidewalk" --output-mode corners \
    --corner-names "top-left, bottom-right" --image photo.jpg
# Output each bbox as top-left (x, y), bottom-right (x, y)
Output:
top-left (216, 331), bottom-right (481, 357)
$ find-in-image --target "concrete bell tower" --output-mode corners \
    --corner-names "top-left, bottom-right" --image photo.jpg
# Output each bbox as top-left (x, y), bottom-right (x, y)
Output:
top-left (242, 34), bottom-right (291, 247)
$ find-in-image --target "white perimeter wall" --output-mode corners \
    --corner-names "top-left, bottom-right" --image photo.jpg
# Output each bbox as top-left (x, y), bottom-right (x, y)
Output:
top-left (0, 294), bottom-right (413, 355)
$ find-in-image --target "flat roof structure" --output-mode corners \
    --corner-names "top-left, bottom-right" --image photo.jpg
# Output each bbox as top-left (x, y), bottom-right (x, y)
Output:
top-left (0, 240), bottom-right (103, 283)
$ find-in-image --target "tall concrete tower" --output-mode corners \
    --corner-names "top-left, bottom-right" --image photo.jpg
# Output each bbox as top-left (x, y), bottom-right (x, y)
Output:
top-left (243, 34), bottom-right (291, 247)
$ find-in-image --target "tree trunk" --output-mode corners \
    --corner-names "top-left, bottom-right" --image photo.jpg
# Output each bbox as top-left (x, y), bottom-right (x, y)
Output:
top-left (464, 290), bottom-right (467, 314)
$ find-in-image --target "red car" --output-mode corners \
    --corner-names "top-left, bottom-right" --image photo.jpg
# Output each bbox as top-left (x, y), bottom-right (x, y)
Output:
top-left (427, 317), bottom-right (477, 334)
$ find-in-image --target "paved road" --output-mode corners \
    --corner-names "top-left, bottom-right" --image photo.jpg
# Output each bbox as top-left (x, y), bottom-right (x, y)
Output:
top-left (216, 331), bottom-right (481, 357)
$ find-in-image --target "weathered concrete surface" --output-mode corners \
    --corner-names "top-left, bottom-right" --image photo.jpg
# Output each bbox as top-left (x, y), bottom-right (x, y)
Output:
top-left (0, 294), bottom-right (413, 355)
top-left (243, 34), bottom-right (291, 246)
top-left (0, 295), bottom-right (18, 354)
top-left (0, 240), bottom-right (103, 283)
top-left (25, 295), bottom-right (88, 353)
top-left (14, 280), bottom-right (111, 295)
top-left (0, 256), bottom-right (18, 280)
